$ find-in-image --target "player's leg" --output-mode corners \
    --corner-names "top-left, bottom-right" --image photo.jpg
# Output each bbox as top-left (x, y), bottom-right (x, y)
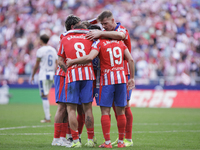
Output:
top-left (66, 117), bottom-right (72, 141)
top-left (52, 75), bottom-right (71, 146)
top-left (52, 103), bottom-right (67, 146)
top-left (92, 87), bottom-right (99, 145)
top-left (99, 106), bottom-right (112, 148)
top-left (115, 105), bottom-right (126, 148)
top-left (80, 80), bottom-right (96, 147)
top-left (77, 104), bottom-right (85, 141)
top-left (124, 75), bottom-right (133, 147)
top-left (57, 104), bottom-right (71, 146)
top-left (99, 85), bottom-right (114, 148)
top-left (65, 81), bottom-right (81, 148)
top-left (67, 103), bottom-right (81, 148)
top-left (82, 102), bottom-right (95, 147)
top-left (38, 80), bottom-right (51, 123)
top-left (113, 84), bottom-right (127, 148)
top-left (67, 103), bottom-right (78, 138)
top-left (52, 75), bottom-right (63, 146)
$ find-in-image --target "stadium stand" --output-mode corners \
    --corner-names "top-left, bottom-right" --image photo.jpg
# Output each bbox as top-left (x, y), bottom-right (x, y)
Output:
top-left (0, 0), bottom-right (200, 85)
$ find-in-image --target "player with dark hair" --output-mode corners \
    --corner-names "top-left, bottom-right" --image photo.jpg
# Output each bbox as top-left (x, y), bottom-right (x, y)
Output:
top-left (40, 34), bottom-right (50, 43)
top-left (57, 24), bottom-right (97, 148)
top-left (64, 15), bottom-right (81, 31)
top-left (87, 24), bottom-right (101, 106)
top-left (31, 34), bottom-right (58, 123)
top-left (88, 24), bottom-right (101, 30)
top-left (86, 10), bottom-right (134, 147)
top-left (66, 36), bottom-right (135, 148)
top-left (51, 15), bottom-right (82, 146)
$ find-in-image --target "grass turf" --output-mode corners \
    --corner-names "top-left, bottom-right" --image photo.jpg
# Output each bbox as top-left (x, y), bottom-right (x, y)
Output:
top-left (0, 104), bottom-right (200, 150)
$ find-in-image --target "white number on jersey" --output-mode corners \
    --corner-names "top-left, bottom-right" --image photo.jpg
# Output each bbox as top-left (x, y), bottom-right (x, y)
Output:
top-left (74, 42), bottom-right (86, 58)
top-left (106, 47), bottom-right (122, 67)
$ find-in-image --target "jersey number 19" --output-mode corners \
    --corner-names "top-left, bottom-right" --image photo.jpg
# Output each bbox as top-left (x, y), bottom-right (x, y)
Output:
top-left (106, 47), bottom-right (122, 67)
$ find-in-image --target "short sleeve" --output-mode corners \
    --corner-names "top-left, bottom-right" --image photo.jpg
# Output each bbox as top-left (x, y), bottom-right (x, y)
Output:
top-left (36, 48), bottom-right (42, 58)
top-left (57, 40), bottom-right (66, 59)
top-left (91, 39), bottom-right (101, 52)
top-left (54, 49), bottom-right (58, 60)
top-left (117, 27), bottom-right (128, 40)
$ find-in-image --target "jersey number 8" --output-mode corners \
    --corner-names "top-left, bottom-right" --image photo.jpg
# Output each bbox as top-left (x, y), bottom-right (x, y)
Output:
top-left (74, 42), bottom-right (86, 58)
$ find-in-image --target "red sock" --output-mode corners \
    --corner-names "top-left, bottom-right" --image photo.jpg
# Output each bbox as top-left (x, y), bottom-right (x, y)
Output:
top-left (77, 114), bottom-right (85, 135)
top-left (70, 129), bottom-right (79, 140)
top-left (125, 107), bottom-right (133, 139)
top-left (54, 123), bottom-right (62, 138)
top-left (117, 114), bottom-right (126, 140)
top-left (66, 122), bottom-right (71, 134)
top-left (87, 128), bottom-right (94, 139)
top-left (60, 123), bottom-right (67, 138)
top-left (101, 115), bottom-right (110, 141)
top-left (112, 103), bottom-right (117, 120)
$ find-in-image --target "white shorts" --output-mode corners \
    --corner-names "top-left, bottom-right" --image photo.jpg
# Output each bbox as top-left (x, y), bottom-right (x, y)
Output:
top-left (38, 80), bottom-right (54, 96)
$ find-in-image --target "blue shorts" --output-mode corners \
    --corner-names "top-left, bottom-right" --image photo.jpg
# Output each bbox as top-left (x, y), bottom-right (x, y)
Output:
top-left (99, 84), bottom-right (127, 107)
top-left (66, 80), bottom-right (93, 104)
top-left (54, 75), bottom-right (67, 103)
top-left (126, 75), bottom-right (132, 101)
top-left (93, 88), bottom-right (99, 106)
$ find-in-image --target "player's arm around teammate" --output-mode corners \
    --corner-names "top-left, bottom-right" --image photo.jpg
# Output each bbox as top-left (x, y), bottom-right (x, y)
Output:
top-left (52, 15), bottom-right (82, 147)
top-left (67, 38), bottom-right (135, 148)
top-left (86, 11), bottom-right (134, 147)
top-left (58, 24), bottom-right (97, 148)
top-left (58, 56), bottom-right (67, 73)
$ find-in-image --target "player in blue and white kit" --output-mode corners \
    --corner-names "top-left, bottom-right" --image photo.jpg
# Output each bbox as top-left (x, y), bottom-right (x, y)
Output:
top-left (88, 24), bottom-right (101, 106)
top-left (31, 34), bottom-right (58, 123)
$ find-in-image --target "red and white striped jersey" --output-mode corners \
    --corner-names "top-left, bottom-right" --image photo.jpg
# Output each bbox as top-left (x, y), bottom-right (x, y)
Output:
top-left (58, 30), bottom-right (95, 83)
top-left (55, 32), bottom-right (67, 76)
top-left (114, 22), bottom-right (131, 75)
top-left (56, 30), bottom-right (90, 77)
top-left (92, 39), bottom-right (128, 86)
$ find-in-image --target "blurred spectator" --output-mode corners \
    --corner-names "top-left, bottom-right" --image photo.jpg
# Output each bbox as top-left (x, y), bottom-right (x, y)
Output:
top-left (0, 0), bottom-right (200, 85)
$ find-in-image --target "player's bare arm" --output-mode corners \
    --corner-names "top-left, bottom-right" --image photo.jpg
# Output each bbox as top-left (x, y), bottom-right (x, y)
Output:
top-left (55, 60), bottom-right (58, 71)
top-left (101, 31), bottom-right (125, 40)
top-left (86, 30), bottom-right (125, 40)
top-left (58, 56), bottom-right (67, 73)
top-left (66, 50), bottom-right (99, 67)
top-left (31, 58), bottom-right (41, 84)
top-left (85, 30), bottom-right (102, 40)
top-left (124, 49), bottom-right (135, 90)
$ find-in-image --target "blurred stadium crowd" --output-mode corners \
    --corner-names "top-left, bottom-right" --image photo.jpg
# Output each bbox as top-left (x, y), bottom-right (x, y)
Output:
top-left (0, 0), bottom-right (200, 85)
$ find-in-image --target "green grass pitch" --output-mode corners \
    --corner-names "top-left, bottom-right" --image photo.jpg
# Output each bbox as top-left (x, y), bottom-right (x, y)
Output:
top-left (0, 104), bottom-right (200, 150)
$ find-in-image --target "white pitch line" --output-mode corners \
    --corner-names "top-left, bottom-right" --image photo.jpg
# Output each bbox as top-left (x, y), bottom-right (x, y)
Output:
top-left (0, 123), bottom-right (200, 131)
top-left (0, 133), bottom-right (52, 135)
top-left (94, 123), bottom-right (200, 126)
top-left (0, 130), bottom-right (200, 136)
top-left (0, 125), bottom-right (53, 130)
top-left (132, 123), bottom-right (200, 126)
